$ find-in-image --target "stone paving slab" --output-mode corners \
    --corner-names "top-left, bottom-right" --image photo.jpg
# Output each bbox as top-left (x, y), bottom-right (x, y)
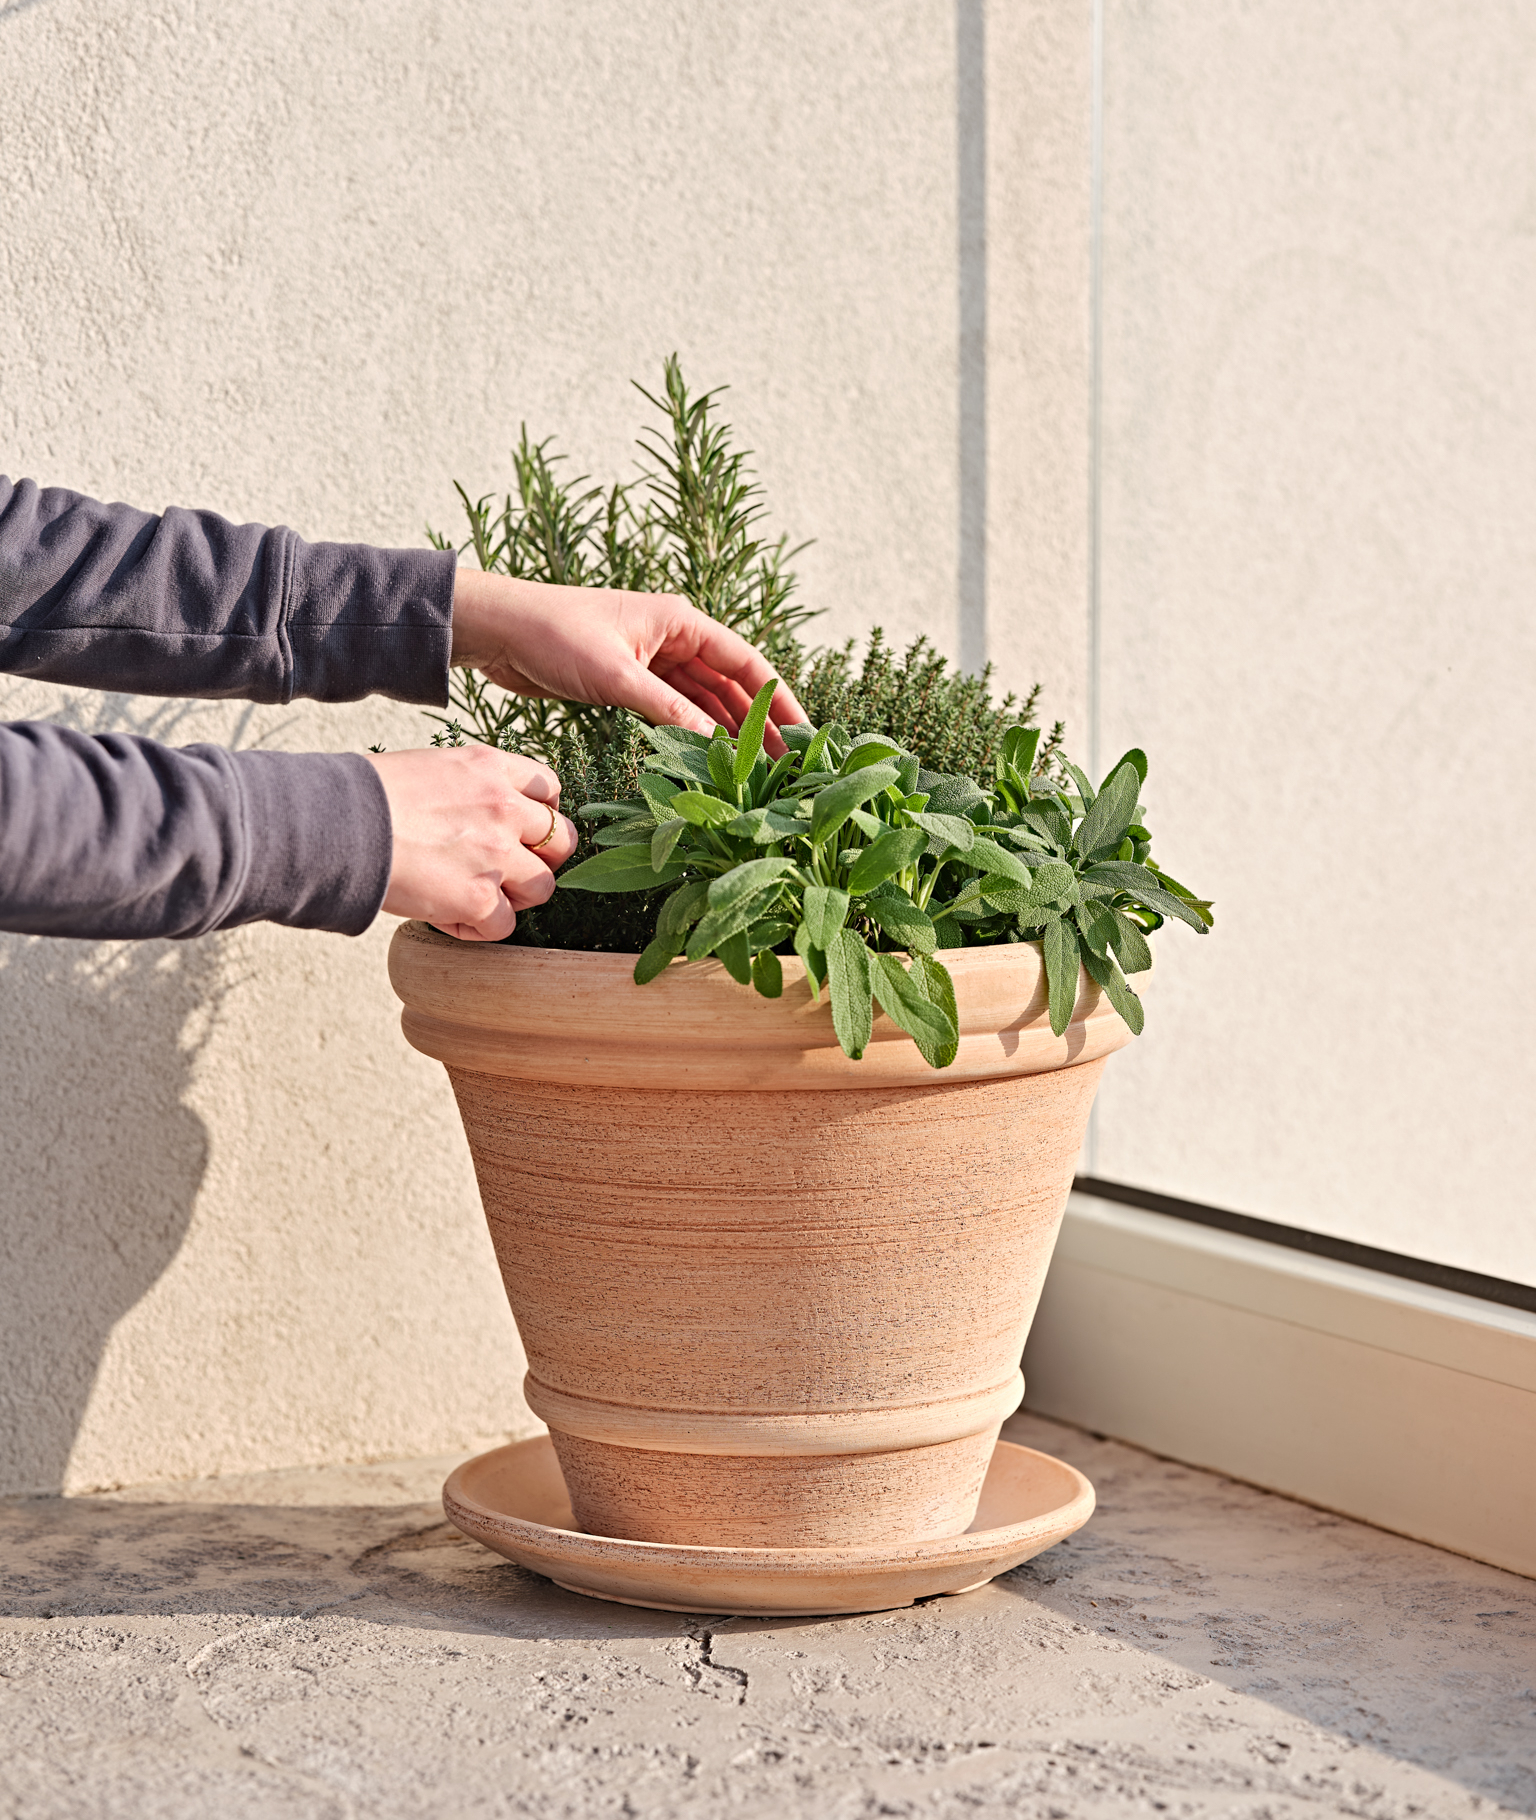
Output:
top-left (1, 1413), bottom-right (1532, 1819)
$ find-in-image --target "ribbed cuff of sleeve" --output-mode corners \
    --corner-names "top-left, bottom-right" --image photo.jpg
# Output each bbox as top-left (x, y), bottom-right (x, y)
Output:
top-left (280, 541), bottom-right (457, 706)
top-left (226, 750), bottom-right (392, 936)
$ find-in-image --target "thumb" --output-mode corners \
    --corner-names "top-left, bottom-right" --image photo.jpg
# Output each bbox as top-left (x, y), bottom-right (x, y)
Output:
top-left (620, 667), bottom-right (718, 738)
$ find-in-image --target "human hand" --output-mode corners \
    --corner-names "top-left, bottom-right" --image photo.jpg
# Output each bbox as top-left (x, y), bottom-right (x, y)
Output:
top-left (450, 569), bottom-right (806, 755)
top-left (365, 747), bottom-right (578, 942)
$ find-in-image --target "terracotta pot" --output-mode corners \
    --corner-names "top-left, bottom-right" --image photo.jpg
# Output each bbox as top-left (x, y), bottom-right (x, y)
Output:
top-left (389, 922), bottom-right (1136, 1549)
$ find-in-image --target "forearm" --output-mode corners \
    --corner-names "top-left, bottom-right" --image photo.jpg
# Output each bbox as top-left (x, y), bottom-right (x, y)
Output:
top-left (0, 722), bottom-right (391, 940)
top-left (0, 476), bottom-right (456, 705)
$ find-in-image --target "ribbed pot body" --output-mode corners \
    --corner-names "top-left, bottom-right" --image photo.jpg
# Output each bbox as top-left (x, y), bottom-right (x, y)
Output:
top-left (449, 1064), bottom-right (1101, 1546)
top-left (389, 924), bottom-right (1135, 1549)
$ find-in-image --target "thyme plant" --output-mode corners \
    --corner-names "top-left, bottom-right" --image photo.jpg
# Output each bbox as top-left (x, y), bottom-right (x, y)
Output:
top-left (560, 681), bottom-right (1212, 1067)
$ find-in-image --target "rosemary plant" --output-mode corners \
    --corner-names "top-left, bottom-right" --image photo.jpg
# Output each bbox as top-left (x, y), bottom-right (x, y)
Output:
top-left (426, 356), bottom-right (816, 766)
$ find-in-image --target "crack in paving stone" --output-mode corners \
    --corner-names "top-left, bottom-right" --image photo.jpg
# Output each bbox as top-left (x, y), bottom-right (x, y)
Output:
top-left (681, 1624), bottom-right (750, 1703)
top-left (349, 1523), bottom-right (464, 1572)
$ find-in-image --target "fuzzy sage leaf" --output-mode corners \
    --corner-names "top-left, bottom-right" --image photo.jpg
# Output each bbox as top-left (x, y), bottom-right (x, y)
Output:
top-left (863, 889), bottom-right (937, 955)
top-left (846, 825), bottom-right (928, 895)
top-left (561, 847), bottom-right (687, 892)
top-left (802, 884), bottom-right (850, 950)
top-left (907, 954), bottom-right (961, 1066)
top-left (1074, 760), bottom-right (1142, 861)
top-left (810, 764), bottom-right (902, 846)
top-left (1081, 945), bottom-right (1145, 1036)
top-left (732, 679), bottom-right (779, 787)
top-left (672, 791), bottom-right (738, 829)
top-left (752, 947), bottom-right (784, 997)
top-left (870, 952), bottom-right (957, 1055)
top-left (826, 928), bottom-right (873, 1060)
top-left (651, 816), bottom-right (687, 871)
top-left (1042, 915), bottom-right (1081, 1038)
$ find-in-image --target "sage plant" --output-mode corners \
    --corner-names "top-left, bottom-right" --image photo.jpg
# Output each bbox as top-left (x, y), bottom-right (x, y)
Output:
top-left (560, 682), bottom-right (1212, 1067)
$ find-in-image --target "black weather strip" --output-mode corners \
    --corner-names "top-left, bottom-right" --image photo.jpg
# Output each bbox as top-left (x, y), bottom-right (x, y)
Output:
top-left (1072, 1176), bottom-right (1536, 1316)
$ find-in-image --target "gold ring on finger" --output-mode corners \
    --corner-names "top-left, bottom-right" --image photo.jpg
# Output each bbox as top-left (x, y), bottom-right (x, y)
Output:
top-left (529, 803), bottom-right (559, 850)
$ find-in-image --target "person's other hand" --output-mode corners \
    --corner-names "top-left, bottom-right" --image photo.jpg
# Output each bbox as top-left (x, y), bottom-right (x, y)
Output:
top-left (450, 570), bottom-right (806, 755)
top-left (365, 748), bottom-right (577, 942)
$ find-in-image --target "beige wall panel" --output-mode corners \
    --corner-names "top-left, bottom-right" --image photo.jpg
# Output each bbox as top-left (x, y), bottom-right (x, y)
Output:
top-left (0, 1), bottom-right (986, 1492)
top-left (1027, 1261), bottom-right (1536, 1580)
top-left (1087, 2), bottom-right (1536, 1283)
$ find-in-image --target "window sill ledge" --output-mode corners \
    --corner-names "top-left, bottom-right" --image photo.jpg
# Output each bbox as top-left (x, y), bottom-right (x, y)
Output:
top-left (1023, 1192), bottom-right (1536, 1578)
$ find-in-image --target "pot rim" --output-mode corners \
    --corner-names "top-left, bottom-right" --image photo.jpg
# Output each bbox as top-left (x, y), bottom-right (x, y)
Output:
top-left (388, 919), bottom-right (1141, 1090)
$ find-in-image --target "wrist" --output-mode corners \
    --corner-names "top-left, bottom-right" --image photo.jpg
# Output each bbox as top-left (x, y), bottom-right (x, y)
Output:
top-left (450, 567), bottom-right (524, 671)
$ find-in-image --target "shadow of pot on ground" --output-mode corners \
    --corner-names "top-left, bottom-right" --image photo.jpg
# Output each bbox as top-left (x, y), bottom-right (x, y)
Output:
top-left (0, 931), bottom-right (224, 1493)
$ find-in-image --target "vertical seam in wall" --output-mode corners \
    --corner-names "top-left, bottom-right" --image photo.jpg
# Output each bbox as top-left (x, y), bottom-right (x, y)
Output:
top-left (1085, 0), bottom-right (1105, 1177)
top-left (1087, 0), bottom-right (1104, 784)
top-left (957, 0), bottom-right (987, 675)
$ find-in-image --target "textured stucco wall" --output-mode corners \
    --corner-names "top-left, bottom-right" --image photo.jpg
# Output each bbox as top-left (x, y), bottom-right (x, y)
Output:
top-left (0, 0), bottom-right (969, 650)
top-left (0, 0), bottom-right (1092, 1491)
top-left (1086, 1), bottom-right (1536, 1285)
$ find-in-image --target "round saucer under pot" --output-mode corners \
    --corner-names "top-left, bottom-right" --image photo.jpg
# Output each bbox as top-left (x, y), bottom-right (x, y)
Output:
top-left (443, 1434), bottom-right (1096, 1616)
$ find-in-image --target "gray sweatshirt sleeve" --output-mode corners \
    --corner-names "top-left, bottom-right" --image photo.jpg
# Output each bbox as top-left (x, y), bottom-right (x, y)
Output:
top-left (0, 476), bottom-right (460, 940)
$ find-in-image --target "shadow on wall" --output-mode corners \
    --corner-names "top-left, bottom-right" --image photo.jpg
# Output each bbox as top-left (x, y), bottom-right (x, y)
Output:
top-left (0, 687), bottom-right (261, 1495)
top-left (0, 930), bottom-right (228, 1493)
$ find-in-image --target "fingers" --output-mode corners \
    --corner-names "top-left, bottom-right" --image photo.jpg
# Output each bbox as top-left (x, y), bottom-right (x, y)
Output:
top-left (514, 763), bottom-right (561, 805)
top-left (367, 748), bottom-right (577, 943)
top-left (676, 659), bottom-right (758, 728)
top-left (623, 639), bottom-right (807, 754)
top-left (614, 591), bottom-right (806, 731)
top-left (505, 810), bottom-right (578, 895)
top-left (671, 614), bottom-right (807, 727)
top-left (615, 667), bottom-right (718, 738)
top-left (433, 816), bottom-right (575, 942)
top-left (658, 649), bottom-right (799, 754)
top-left (432, 896), bottom-right (518, 943)
top-left (508, 788), bottom-right (577, 864)
top-left (456, 573), bottom-right (809, 743)
top-left (649, 615), bottom-right (806, 755)
top-left (663, 666), bottom-right (740, 733)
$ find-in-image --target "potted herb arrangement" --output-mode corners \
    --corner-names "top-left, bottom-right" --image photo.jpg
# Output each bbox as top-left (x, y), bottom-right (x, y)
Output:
top-left (389, 364), bottom-right (1210, 1614)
